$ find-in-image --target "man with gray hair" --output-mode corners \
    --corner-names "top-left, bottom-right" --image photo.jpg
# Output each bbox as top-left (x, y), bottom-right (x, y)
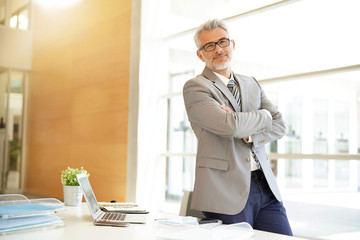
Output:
top-left (183, 19), bottom-right (293, 235)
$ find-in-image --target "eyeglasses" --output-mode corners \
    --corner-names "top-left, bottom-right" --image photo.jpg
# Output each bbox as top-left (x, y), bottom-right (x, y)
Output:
top-left (199, 38), bottom-right (231, 52)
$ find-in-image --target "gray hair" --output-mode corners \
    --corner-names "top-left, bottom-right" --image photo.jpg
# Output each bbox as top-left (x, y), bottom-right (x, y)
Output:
top-left (194, 19), bottom-right (230, 49)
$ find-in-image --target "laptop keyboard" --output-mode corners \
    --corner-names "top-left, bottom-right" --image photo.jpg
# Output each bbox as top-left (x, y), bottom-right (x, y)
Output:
top-left (101, 212), bottom-right (126, 221)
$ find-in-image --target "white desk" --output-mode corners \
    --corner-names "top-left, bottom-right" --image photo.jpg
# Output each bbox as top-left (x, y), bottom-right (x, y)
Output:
top-left (1, 204), bottom-right (307, 240)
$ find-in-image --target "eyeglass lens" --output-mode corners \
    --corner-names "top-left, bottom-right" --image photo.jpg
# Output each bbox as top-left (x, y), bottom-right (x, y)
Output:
top-left (202, 38), bottom-right (230, 52)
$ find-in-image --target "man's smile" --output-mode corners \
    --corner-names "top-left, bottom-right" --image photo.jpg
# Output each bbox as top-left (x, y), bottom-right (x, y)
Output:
top-left (213, 53), bottom-right (228, 61)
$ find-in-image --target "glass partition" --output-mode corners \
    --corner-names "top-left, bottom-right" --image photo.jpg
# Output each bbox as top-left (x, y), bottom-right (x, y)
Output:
top-left (0, 70), bottom-right (25, 192)
top-left (0, 71), bottom-right (8, 191)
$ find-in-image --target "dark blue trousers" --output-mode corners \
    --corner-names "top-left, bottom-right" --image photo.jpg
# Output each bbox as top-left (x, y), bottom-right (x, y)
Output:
top-left (203, 170), bottom-right (293, 236)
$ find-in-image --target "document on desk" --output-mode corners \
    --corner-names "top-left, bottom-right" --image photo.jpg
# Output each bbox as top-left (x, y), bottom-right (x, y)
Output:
top-left (100, 206), bottom-right (148, 214)
top-left (0, 194), bottom-right (64, 235)
top-left (98, 202), bottom-right (148, 214)
top-left (155, 217), bottom-right (254, 240)
top-left (0, 215), bottom-right (64, 234)
top-left (0, 203), bottom-right (63, 218)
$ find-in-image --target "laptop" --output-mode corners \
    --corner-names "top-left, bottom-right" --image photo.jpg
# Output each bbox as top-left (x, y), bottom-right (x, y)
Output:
top-left (76, 173), bottom-right (147, 227)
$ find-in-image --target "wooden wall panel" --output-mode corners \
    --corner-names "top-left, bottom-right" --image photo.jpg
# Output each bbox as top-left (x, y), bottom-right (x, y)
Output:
top-left (24, 0), bottom-right (131, 202)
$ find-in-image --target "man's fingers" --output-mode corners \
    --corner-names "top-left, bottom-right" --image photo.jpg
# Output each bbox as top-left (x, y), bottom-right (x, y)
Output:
top-left (219, 105), bottom-right (233, 113)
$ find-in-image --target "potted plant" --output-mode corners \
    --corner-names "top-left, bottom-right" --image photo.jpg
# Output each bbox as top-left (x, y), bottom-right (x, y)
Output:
top-left (61, 167), bottom-right (89, 206)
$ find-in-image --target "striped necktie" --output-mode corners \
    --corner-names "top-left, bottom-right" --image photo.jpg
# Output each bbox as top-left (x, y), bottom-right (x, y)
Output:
top-left (227, 79), bottom-right (241, 106)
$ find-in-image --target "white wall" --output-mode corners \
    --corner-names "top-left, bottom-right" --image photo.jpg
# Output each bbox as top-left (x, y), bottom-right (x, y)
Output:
top-left (0, 27), bottom-right (32, 70)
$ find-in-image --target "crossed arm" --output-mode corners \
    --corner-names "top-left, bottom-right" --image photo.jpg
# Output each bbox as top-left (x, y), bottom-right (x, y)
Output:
top-left (220, 104), bottom-right (272, 143)
top-left (183, 78), bottom-right (286, 147)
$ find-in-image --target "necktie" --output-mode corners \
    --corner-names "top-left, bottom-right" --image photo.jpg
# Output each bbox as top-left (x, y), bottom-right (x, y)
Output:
top-left (227, 79), bottom-right (241, 106)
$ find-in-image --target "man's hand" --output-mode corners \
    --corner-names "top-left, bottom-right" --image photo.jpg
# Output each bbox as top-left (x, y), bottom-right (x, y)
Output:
top-left (219, 105), bottom-right (233, 113)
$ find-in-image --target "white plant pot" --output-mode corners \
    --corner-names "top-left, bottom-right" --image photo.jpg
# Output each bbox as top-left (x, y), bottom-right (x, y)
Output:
top-left (63, 185), bottom-right (83, 206)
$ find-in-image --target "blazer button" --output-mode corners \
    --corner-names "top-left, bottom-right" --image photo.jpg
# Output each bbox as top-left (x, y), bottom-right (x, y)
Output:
top-left (246, 158), bottom-right (250, 162)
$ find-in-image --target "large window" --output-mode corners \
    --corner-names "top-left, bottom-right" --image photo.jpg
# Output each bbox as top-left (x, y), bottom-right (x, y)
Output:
top-left (0, 0), bottom-right (30, 30)
top-left (9, 0), bottom-right (30, 30)
top-left (263, 71), bottom-right (360, 192)
top-left (138, 0), bottom-right (360, 239)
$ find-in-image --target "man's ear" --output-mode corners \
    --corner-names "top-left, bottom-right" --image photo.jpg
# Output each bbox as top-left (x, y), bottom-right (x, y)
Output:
top-left (197, 50), bottom-right (205, 62)
top-left (231, 39), bottom-right (235, 50)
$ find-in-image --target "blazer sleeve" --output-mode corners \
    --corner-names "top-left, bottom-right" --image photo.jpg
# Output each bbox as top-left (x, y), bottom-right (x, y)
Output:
top-left (183, 77), bottom-right (273, 139)
top-left (251, 78), bottom-right (286, 148)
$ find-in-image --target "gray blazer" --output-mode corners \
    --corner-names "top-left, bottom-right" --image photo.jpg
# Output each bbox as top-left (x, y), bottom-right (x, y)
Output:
top-left (183, 67), bottom-right (286, 215)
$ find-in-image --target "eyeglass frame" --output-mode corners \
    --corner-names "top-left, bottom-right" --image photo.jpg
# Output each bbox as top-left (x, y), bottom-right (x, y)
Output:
top-left (198, 38), bottom-right (231, 52)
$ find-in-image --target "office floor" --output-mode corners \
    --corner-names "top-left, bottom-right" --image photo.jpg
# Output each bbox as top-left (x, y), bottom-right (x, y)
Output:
top-left (284, 192), bottom-right (360, 240)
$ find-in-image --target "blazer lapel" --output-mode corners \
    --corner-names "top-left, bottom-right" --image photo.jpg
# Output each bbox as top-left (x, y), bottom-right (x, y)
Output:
top-left (233, 73), bottom-right (247, 112)
top-left (202, 67), bottom-right (241, 112)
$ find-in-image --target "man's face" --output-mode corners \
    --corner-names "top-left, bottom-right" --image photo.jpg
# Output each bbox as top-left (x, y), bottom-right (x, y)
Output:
top-left (197, 28), bottom-right (235, 72)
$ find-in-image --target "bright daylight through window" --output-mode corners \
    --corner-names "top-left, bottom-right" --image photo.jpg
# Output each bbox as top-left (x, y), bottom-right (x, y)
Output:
top-left (138, 0), bottom-right (360, 239)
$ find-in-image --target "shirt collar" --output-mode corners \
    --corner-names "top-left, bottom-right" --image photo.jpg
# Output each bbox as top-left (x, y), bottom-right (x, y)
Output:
top-left (213, 71), bottom-right (233, 86)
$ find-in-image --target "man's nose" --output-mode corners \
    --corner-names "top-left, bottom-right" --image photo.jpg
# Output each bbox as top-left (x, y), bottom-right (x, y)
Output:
top-left (214, 43), bottom-right (223, 52)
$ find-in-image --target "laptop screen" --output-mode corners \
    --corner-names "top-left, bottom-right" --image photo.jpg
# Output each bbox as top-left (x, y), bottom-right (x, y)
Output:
top-left (76, 173), bottom-right (101, 219)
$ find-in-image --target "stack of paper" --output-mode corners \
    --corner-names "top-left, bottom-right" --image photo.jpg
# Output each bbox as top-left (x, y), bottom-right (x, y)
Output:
top-left (155, 217), bottom-right (254, 240)
top-left (0, 194), bottom-right (64, 235)
top-left (98, 202), bottom-right (148, 214)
